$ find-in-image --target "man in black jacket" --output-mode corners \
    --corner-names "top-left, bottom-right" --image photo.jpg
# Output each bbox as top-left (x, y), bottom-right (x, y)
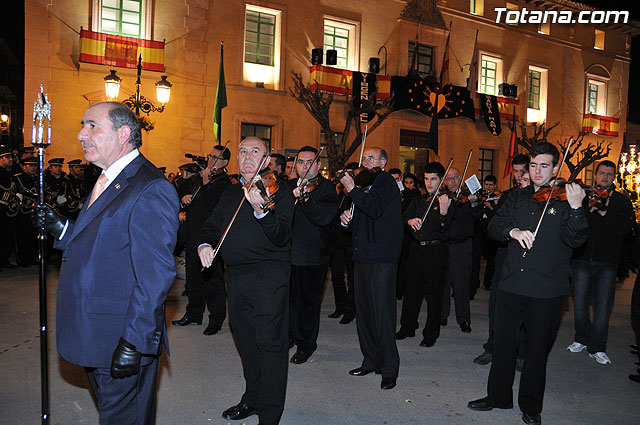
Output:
top-left (198, 137), bottom-right (294, 425)
top-left (339, 147), bottom-right (402, 390)
top-left (395, 162), bottom-right (452, 347)
top-left (288, 146), bottom-right (337, 364)
top-left (173, 144), bottom-right (231, 335)
top-left (468, 142), bottom-right (588, 425)
top-left (567, 160), bottom-right (635, 365)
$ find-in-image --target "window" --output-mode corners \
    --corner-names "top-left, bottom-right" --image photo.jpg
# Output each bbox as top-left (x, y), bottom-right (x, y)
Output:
top-left (594, 29), bottom-right (605, 50)
top-left (408, 41), bottom-right (434, 77)
top-left (243, 5), bottom-right (282, 89)
top-left (323, 17), bottom-right (359, 70)
top-left (480, 55), bottom-right (503, 96)
top-left (586, 79), bottom-right (607, 115)
top-left (478, 148), bottom-right (494, 181)
top-left (538, 21), bottom-right (550, 35)
top-left (93, 0), bottom-right (150, 39)
top-left (527, 65), bottom-right (548, 123)
top-left (399, 130), bottom-right (430, 176)
top-left (241, 123), bottom-right (272, 152)
top-left (470, 0), bottom-right (484, 16)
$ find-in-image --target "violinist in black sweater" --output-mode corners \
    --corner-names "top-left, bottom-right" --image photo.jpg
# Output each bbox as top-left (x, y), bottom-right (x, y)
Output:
top-left (198, 137), bottom-right (294, 425)
top-left (339, 147), bottom-right (403, 390)
top-left (288, 146), bottom-right (337, 365)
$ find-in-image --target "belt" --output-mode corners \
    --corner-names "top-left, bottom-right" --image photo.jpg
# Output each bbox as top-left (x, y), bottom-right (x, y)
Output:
top-left (418, 240), bottom-right (443, 246)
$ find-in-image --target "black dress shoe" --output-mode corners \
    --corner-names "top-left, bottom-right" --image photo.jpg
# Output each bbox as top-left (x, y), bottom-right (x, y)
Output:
top-left (203, 324), bottom-right (220, 335)
top-left (467, 397), bottom-right (513, 411)
top-left (172, 316), bottom-right (202, 326)
top-left (349, 367), bottom-right (374, 376)
top-left (290, 350), bottom-right (312, 364)
top-left (395, 329), bottom-right (415, 340)
top-left (222, 402), bottom-right (258, 420)
top-left (419, 339), bottom-right (435, 347)
top-left (339, 314), bottom-right (355, 324)
top-left (630, 344), bottom-right (639, 350)
top-left (381, 377), bottom-right (397, 390)
top-left (460, 322), bottom-right (472, 333)
top-left (522, 411), bottom-right (541, 424)
top-left (328, 310), bottom-right (344, 318)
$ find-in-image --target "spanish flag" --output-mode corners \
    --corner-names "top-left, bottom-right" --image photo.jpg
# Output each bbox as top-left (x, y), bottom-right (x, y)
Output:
top-left (582, 114), bottom-right (619, 137)
top-left (308, 65), bottom-right (390, 99)
top-left (79, 29), bottom-right (165, 72)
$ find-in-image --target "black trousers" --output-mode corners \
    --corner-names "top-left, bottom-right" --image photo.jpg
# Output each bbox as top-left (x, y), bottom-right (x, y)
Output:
top-left (227, 263), bottom-right (289, 425)
top-left (399, 241), bottom-right (448, 344)
top-left (442, 239), bottom-right (472, 325)
top-left (330, 241), bottom-right (355, 316)
top-left (184, 246), bottom-right (226, 326)
top-left (632, 272), bottom-right (640, 362)
top-left (15, 214), bottom-right (37, 266)
top-left (488, 290), bottom-right (565, 414)
top-left (289, 264), bottom-right (328, 352)
top-left (85, 356), bottom-right (160, 425)
top-left (354, 262), bottom-right (399, 379)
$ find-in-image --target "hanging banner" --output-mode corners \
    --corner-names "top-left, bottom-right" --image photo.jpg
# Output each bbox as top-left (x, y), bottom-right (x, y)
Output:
top-left (479, 94), bottom-right (501, 136)
top-left (352, 72), bottom-right (378, 122)
top-left (390, 76), bottom-right (475, 120)
top-left (79, 29), bottom-right (165, 72)
top-left (309, 65), bottom-right (390, 99)
top-left (474, 94), bottom-right (520, 121)
top-left (582, 114), bottom-right (619, 137)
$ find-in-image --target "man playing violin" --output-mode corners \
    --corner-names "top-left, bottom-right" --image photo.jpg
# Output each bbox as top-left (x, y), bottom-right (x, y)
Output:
top-left (288, 146), bottom-right (337, 364)
top-left (468, 142), bottom-right (588, 425)
top-left (396, 162), bottom-right (452, 348)
top-left (339, 147), bottom-right (402, 390)
top-left (441, 167), bottom-right (482, 334)
top-left (567, 160), bottom-right (634, 365)
top-left (173, 144), bottom-right (231, 335)
top-left (198, 137), bottom-right (294, 425)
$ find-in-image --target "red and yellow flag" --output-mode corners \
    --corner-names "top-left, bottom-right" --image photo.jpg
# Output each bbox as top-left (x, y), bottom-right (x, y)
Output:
top-left (309, 65), bottom-right (390, 99)
top-left (79, 29), bottom-right (165, 72)
top-left (582, 114), bottom-right (619, 137)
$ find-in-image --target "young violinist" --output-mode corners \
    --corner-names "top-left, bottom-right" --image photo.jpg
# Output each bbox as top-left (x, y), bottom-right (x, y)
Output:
top-left (198, 137), bottom-right (294, 425)
top-left (468, 142), bottom-right (588, 425)
top-left (339, 147), bottom-right (402, 390)
top-left (287, 146), bottom-right (337, 365)
top-left (440, 167), bottom-right (482, 334)
top-left (172, 144), bottom-right (231, 335)
top-left (567, 160), bottom-right (635, 365)
top-left (396, 162), bottom-right (452, 348)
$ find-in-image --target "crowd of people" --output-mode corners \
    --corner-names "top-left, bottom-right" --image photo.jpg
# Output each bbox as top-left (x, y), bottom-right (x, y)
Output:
top-left (3, 102), bottom-right (640, 424)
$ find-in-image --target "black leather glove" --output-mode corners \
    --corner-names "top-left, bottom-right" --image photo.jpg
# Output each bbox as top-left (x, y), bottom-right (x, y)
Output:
top-left (31, 204), bottom-right (66, 239)
top-left (110, 338), bottom-right (141, 378)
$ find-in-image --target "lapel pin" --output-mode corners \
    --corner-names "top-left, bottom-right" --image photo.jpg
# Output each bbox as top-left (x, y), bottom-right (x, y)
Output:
top-left (115, 183), bottom-right (121, 189)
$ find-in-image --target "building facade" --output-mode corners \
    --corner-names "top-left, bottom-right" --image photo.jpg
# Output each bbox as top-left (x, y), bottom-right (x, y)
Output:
top-left (24, 0), bottom-right (639, 187)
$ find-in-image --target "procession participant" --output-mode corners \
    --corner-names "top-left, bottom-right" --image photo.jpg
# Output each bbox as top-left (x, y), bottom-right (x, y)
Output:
top-left (13, 157), bottom-right (39, 266)
top-left (0, 146), bottom-right (18, 270)
top-left (288, 146), bottom-right (337, 364)
top-left (35, 101), bottom-right (179, 424)
top-left (441, 167), bottom-right (481, 332)
top-left (198, 137), bottom-right (294, 425)
top-left (397, 172), bottom-right (421, 300)
top-left (395, 162), bottom-right (452, 348)
top-left (270, 153), bottom-right (286, 177)
top-left (172, 144), bottom-right (231, 335)
top-left (66, 159), bottom-right (88, 219)
top-left (468, 142), bottom-right (588, 425)
top-left (567, 160), bottom-right (634, 365)
top-left (45, 157), bottom-right (71, 215)
top-left (339, 147), bottom-right (402, 390)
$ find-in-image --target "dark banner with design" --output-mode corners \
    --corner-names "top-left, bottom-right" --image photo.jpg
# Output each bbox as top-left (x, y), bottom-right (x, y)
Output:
top-left (352, 72), bottom-right (378, 123)
top-left (479, 94), bottom-right (502, 136)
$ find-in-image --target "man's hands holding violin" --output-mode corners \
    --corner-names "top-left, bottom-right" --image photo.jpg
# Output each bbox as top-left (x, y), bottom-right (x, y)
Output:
top-left (408, 194), bottom-right (451, 231)
top-left (338, 171), bottom-right (355, 193)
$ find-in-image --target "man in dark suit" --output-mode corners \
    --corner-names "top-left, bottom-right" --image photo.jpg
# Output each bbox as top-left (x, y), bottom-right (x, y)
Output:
top-left (36, 102), bottom-right (179, 424)
top-left (172, 144), bottom-right (231, 334)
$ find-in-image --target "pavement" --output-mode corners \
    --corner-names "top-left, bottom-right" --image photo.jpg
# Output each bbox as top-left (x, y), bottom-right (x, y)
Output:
top-left (1, 263), bottom-right (639, 425)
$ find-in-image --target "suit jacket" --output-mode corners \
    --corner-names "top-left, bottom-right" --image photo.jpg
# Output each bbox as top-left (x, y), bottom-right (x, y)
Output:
top-left (54, 154), bottom-right (179, 368)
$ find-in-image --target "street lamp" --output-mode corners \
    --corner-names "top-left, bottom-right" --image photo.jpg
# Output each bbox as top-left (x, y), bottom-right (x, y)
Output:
top-left (104, 55), bottom-right (171, 116)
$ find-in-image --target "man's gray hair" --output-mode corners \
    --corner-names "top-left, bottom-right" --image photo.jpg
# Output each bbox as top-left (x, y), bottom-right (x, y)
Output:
top-left (240, 136), bottom-right (269, 152)
top-left (98, 102), bottom-right (142, 149)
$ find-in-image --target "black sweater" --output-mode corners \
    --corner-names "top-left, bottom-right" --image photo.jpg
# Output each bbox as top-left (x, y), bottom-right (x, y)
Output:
top-left (349, 171), bottom-right (403, 264)
top-left (488, 185), bottom-right (589, 298)
top-left (198, 178), bottom-right (294, 267)
top-left (402, 194), bottom-right (451, 242)
top-left (289, 176), bottom-right (337, 266)
top-left (184, 172), bottom-right (231, 250)
top-left (572, 189), bottom-right (635, 264)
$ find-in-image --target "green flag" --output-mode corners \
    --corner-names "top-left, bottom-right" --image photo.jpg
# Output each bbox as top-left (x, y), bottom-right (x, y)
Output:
top-left (213, 43), bottom-right (227, 143)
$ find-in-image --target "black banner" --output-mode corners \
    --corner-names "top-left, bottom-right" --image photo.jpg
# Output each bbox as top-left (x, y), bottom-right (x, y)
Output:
top-left (352, 72), bottom-right (378, 123)
top-left (479, 93), bottom-right (501, 136)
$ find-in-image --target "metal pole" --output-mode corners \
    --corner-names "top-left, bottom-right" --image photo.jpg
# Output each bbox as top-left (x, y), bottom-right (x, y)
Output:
top-left (32, 83), bottom-right (52, 424)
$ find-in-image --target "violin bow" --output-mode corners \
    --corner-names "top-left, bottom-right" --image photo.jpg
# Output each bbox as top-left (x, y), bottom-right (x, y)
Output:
top-left (209, 154), bottom-right (271, 263)
top-left (347, 125), bottom-right (369, 218)
top-left (456, 149), bottom-right (473, 198)
top-left (523, 137), bottom-right (573, 257)
top-left (420, 157), bottom-right (454, 225)
top-left (294, 146), bottom-right (324, 204)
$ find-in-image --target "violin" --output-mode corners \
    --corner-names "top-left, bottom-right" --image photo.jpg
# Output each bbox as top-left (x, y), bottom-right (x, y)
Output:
top-left (295, 176), bottom-right (319, 203)
top-left (336, 166), bottom-right (383, 189)
top-left (532, 180), bottom-right (609, 211)
top-left (247, 167), bottom-right (280, 211)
